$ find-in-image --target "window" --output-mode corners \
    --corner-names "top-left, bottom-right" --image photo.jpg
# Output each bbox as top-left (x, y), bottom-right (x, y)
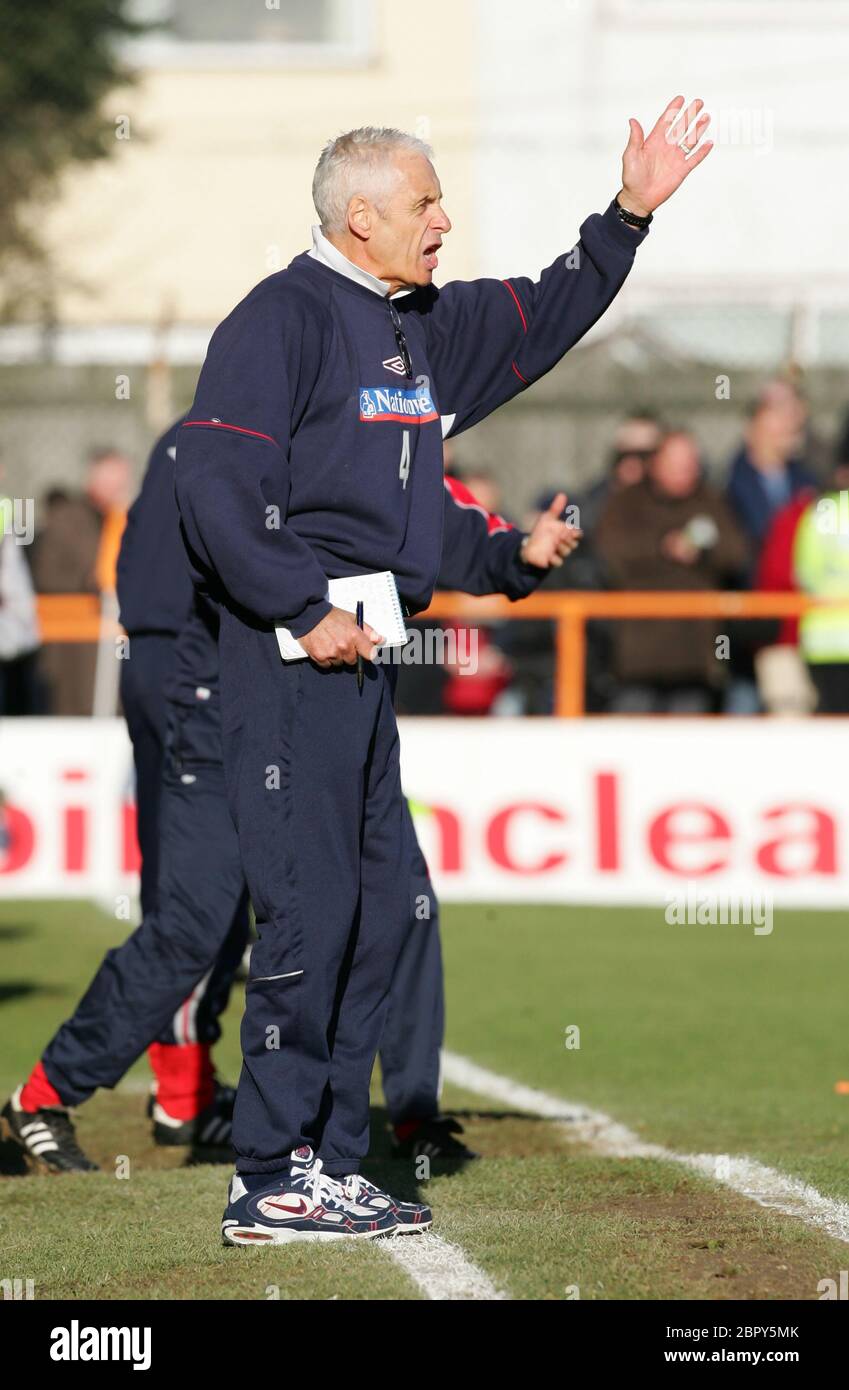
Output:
top-left (126, 0), bottom-right (376, 68)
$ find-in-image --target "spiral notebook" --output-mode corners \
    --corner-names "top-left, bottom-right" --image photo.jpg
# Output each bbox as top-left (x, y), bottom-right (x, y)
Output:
top-left (275, 570), bottom-right (408, 661)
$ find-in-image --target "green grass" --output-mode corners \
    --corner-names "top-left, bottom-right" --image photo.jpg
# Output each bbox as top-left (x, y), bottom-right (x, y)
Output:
top-left (2, 898), bottom-right (849, 1300)
top-left (443, 903), bottom-right (849, 1203)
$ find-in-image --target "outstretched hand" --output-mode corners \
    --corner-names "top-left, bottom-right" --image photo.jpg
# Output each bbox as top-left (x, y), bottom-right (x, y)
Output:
top-left (618, 95), bottom-right (713, 219)
top-left (522, 492), bottom-right (583, 570)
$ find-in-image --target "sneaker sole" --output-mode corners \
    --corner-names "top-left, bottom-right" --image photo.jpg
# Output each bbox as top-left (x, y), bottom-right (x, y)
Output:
top-left (392, 1218), bottom-right (433, 1234)
top-left (222, 1222), bottom-right (395, 1246)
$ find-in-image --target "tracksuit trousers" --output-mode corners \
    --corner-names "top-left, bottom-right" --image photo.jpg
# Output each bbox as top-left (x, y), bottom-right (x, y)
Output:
top-left (42, 694), bottom-right (250, 1102)
top-left (223, 654), bottom-right (410, 1177)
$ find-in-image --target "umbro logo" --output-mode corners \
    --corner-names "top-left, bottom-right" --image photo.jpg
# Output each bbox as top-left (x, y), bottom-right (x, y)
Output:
top-left (382, 355), bottom-right (407, 375)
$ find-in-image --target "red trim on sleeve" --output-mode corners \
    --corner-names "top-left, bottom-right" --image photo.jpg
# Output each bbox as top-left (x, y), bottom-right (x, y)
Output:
top-left (182, 420), bottom-right (279, 447)
top-left (501, 280), bottom-right (528, 334)
top-left (511, 361), bottom-right (529, 385)
top-left (444, 474), bottom-right (513, 535)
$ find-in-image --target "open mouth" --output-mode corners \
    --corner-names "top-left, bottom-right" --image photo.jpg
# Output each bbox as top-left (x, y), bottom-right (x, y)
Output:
top-left (422, 241), bottom-right (441, 270)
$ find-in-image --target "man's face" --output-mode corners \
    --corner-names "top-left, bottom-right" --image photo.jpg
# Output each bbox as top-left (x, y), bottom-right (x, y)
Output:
top-left (363, 152), bottom-right (451, 289)
top-left (651, 435), bottom-right (700, 498)
top-left (748, 401), bottom-right (801, 462)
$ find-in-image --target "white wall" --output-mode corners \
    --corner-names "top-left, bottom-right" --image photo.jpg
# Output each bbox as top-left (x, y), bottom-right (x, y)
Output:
top-left (474, 0), bottom-right (849, 306)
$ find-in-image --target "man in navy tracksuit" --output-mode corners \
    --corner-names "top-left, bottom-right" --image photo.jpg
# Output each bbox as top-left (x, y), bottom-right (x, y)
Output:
top-left (2, 420), bottom-right (575, 1170)
top-left (8, 108), bottom-right (711, 1234)
top-left (174, 108), bottom-right (709, 1242)
top-left (117, 426), bottom-right (249, 1141)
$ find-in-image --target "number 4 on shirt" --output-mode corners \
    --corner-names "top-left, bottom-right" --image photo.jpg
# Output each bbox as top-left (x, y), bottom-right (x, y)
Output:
top-left (399, 430), bottom-right (411, 490)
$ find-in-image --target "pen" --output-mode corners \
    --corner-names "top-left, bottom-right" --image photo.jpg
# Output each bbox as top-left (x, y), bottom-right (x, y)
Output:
top-left (356, 600), bottom-right (364, 692)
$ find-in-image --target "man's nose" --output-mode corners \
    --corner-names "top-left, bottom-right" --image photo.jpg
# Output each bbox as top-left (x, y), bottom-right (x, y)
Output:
top-left (433, 208), bottom-right (452, 234)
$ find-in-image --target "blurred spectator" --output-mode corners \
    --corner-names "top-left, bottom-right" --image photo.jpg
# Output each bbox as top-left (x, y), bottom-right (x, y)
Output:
top-left (595, 429), bottom-right (747, 713)
top-left (752, 480), bottom-right (817, 715)
top-left (31, 447), bottom-right (131, 714)
top-left (723, 380), bottom-right (820, 712)
top-left (756, 452), bottom-right (849, 714)
top-left (726, 380), bottom-right (818, 562)
top-left (492, 416), bottom-right (660, 714)
top-left (443, 625), bottom-right (513, 714)
top-left (580, 411), bottom-right (663, 535)
top-left (0, 491), bottom-right (41, 714)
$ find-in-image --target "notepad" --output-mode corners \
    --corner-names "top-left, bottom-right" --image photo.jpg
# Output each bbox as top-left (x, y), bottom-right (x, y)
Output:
top-left (275, 571), bottom-right (408, 661)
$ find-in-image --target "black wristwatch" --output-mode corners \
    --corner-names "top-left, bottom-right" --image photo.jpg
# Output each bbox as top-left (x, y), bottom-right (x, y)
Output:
top-left (613, 195), bottom-right (653, 229)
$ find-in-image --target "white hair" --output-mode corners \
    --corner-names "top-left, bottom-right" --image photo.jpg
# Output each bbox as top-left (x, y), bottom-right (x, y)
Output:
top-left (312, 127), bottom-right (433, 235)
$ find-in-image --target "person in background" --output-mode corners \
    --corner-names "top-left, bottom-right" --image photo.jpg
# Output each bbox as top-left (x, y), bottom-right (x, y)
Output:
top-left (580, 411), bottom-right (663, 536)
top-left (116, 422), bottom-right (249, 1146)
top-left (723, 380), bottom-right (820, 713)
top-left (595, 428), bottom-right (747, 713)
top-left (0, 488), bottom-right (41, 714)
top-left (726, 380), bottom-right (818, 564)
top-left (780, 458), bottom-right (849, 713)
top-left (752, 476), bottom-right (818, 716)
top-left (31, 448), bottom-right (131, 714)
top-left (497, 415), bottom-right (661, 715)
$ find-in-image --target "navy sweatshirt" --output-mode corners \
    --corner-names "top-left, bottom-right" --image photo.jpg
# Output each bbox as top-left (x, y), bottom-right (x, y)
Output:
top-left (117, 420), bottom-right (191, 636)
top-left (175, 203), bottom-right (646, 638)
top-left (118, 419), bottom-right (543, 706)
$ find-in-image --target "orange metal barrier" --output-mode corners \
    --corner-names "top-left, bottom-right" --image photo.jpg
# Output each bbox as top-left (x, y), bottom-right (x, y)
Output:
top-left (37, 590), bottom-right (826, 718)
top-left (37, 595), bottom-right (107, 643)
top-left (421, 590), bottom-right (824, 717)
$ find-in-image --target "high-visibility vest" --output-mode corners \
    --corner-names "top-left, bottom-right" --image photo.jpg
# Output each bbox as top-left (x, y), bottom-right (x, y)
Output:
top-left (793, 492), bottom-right (849, 663)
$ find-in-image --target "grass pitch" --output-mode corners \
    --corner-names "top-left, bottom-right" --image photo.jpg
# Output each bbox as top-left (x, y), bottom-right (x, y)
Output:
top-left (1, 899), bottom-right (848, 1300)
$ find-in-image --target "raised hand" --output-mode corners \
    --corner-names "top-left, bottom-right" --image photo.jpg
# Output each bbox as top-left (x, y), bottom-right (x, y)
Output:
top-left (618, 95), bottom-right (713, 219)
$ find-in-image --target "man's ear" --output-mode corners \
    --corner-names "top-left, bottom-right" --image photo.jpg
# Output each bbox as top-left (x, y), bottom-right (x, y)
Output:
top-left (347, 197), bottom-right (371, 243)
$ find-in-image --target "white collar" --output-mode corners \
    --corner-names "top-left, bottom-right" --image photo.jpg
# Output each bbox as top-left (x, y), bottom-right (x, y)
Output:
top-left (308, 225), bottom-right (413, 300)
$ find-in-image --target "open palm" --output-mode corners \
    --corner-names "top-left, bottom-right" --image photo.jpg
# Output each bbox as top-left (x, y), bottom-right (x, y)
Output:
top-left (620, 96), bottom-right (713, 218)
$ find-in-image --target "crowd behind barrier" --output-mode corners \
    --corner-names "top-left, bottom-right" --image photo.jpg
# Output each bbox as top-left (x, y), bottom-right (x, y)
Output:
top-left (5, 377), bottom-right (849, 719)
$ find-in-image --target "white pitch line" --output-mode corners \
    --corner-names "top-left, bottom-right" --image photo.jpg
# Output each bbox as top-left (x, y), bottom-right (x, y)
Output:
top-left (386, 1232), bottom-right (507, 1301)
top-left (442, 1050), bottom-right (849, 1246)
